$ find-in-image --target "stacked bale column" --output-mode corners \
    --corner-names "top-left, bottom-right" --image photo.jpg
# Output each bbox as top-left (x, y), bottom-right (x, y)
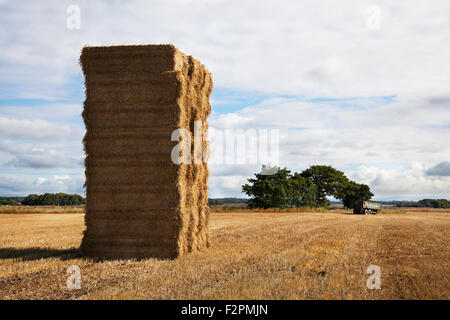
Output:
top-left (80, 45), bottom-right (212, 259)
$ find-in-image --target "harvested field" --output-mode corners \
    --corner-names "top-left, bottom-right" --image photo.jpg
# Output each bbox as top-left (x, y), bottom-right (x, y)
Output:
top-left (0, 210), bottom-right (448, 299)
top-left (0, 206), bottom-right (84, 215)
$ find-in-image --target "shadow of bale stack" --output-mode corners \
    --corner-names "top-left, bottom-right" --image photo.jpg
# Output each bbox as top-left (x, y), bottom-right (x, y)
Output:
top-left (80, 45), bottom-right (213, 259)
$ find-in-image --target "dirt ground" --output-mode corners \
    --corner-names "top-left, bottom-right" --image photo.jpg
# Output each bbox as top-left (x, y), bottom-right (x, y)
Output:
top-left (0, 210), bottom-right (448, 299)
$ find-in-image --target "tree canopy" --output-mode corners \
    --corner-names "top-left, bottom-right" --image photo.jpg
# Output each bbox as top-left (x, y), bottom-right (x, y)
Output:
top-left (290, 173), bottom-right (318, 208)
top-left (242, 166), bottom-right (294, 209)
top-left (300, 165), bottom-right (350, 207)
top-left (242, 165), bottom-right (374, 209)
top-left (21, 193), bottom-right (85, 206)
top-left (0, 198), bottom-right (20, 205)
top-left (339, 181), bottom-right (374, 209)
top-left (417, 199), bottom-right (450, 208)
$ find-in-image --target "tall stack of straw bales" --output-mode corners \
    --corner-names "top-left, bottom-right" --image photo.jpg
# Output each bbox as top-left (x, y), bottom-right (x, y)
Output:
top-left (80, 45), bottom-right (212, 259)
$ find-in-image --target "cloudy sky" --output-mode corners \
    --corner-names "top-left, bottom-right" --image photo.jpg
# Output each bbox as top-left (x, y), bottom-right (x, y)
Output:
top-left (0, 0), bottom-right (449, 200)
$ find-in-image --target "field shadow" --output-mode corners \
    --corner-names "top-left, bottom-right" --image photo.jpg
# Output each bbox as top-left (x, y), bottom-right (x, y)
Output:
top-left (0, 247), bottom-right (81, 261)
top-left (0, 247), bottom-right (172, 262)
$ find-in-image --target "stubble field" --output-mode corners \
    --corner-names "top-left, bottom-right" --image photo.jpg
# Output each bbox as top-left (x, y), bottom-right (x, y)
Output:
top-left (0, 209), bottom-right (448, 299)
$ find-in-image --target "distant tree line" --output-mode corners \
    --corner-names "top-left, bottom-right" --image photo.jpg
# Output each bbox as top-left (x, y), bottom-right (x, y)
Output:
top-left (397, 199), bottom-right (450, 208)
top-left (208, 199), bottom-right (223, 205)
top-left (208, 198), bottom-right (249, 205)
top-left (0, 197), bottom-right (24, 205)
top-left (0, 198), bottom-right (20, 205)
top-left (242, 165), bottom-right (373, 209)
top-left (21, 193), bottom-right (86, 206)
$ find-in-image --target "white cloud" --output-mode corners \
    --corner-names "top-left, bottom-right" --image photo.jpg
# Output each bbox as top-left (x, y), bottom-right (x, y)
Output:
top-left (0, 140), bottom-right (83, 169)
top-left (209, 95), bottom-right (450, 168)
top-left (0, 0), bottom-right (449, 99)
top-left (0, 0), bottom-right (449, 199)
top-left (0, 117), bottom-right (82, 140)
top-left (0, 103), bottom-right (83, 121)
top-left (347, 163), bottom-right (450, 200)
top-left (207, 94), bottom-right (450, 198)
top-left (208, 175), bottom-right (249, 198)
top-left (208, 162), bottom-right (450, 200)
top-left (0, 174), bottom-right (85, 196)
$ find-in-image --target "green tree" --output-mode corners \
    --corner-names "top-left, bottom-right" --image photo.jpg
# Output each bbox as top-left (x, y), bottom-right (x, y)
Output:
top-left (418, 199), bottom-right (450, 208)
top-left (208, 199), bottom-right (223, 205)
top-left (300, 165), bottom-right (349, 207)
top-left (290, 173), bottom-right (319, 208)
top-left (22, 194), bottom-right (39, 205)
top-left (70, 194), bottom-right (85, 205)
top-left (242, 166), bottom-right (292, 209)
top-left (39, 193), bottom-right (58, 205)
top-left (0, 199), bottom-right (19, 205)
top-left (339, 181), bottom-right (374, 209)
top-left (243, 165), bottom-right (376, 210)
top-left (22, 193), bottom-right (85, 206)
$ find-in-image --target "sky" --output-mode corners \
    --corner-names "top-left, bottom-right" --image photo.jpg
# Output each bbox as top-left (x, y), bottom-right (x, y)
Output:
top-left (0, 0), bottom-right (449, 200)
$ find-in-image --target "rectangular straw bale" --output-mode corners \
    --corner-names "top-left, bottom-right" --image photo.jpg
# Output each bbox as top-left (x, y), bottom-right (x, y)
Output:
top-left (80, 45), bottom-right (212, 259)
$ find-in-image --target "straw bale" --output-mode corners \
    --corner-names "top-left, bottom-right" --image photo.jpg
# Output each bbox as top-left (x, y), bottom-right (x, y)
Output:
top-left (80, 45), bottom-right (212, 259)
